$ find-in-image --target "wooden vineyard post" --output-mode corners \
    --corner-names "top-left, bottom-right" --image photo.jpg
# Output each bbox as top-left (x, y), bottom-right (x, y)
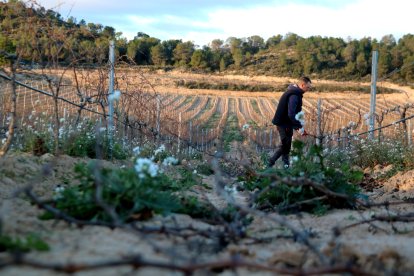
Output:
top-left (248, 128), bottom-right (251, 145)
top-left (210, 128), bottom-right (213, 150)
top-left (201, 129), bottom-right (204, 151)
top-left (196, 125), bottom-right (199, 150)
top-left (108, 40), bottom-right (115, 159)
top-left (269, 128), bottom-right (273, 149)
top-left (316, 98), bottom-right (322, 146)
top-left (346, 128), bottom-right (351, 148)
top-left (21, 91), bottom-right (26, 127)
top-left (177, 112), bottom-right (182, 154)
top-left (262, 129), bottom-right (266, 151)
top-left (156, 94), bottom-right (160, 141)
top-left (255, 129), bottom-right (258, 152)
top-left (336, 129), bottom-right (341, 148)
top-left (189, 121), bottom-right (192, 152)
top-left (369, 50), bottom-right (378, 140)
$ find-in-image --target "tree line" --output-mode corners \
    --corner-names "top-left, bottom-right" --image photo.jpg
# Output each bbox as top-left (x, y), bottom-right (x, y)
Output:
top-left (1, 0), bottom-right (413, 83)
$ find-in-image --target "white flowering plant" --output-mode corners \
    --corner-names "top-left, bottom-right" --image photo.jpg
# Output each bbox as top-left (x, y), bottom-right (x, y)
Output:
top-left (39, 159), bottom-right (216, 223)
top-left (330, 137), bottom-right (414, 174)
top-left (241, 140), bottom-right (364, 214)
top-left (39, 161), bottom-right (184, 222)
top-left (135, 144), bottom-right (168, 162)
top-left (12, 115), bottom-right (128, 159)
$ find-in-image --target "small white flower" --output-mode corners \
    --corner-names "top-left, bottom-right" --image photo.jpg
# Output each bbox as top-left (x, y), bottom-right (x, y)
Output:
top-left (292, 156), bottom-right (299, 162)
top-left (133, 146), bottom-right (141, 155)
top-left (193, 169), bottom-right (197, 174)
top-left (59, 127), bottom-right (64, 138)
top-left (135, 158), bottom-right (159, 179)
top-left (53, 185), bottom-right (65, 200)
top-left (154, 144), bottom-right (165, 156)
top-left (224, 185), bottom-right (238, 196)
top-left (242, 124), bottom-right (249, 130)
top-left (163, 156), bottom-right (178, 166)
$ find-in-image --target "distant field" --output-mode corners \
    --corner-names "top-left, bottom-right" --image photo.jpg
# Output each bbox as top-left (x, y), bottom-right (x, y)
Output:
top-left (1, 69), bottom-right (414, 149)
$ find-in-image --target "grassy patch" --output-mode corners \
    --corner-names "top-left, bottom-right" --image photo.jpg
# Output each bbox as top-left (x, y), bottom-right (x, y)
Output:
top-left (222, 114), bottom-right (243, 152)
top-left (241, 141), bottom-right (363, 214)
top-left (0, 233), bottom-right (49, 253)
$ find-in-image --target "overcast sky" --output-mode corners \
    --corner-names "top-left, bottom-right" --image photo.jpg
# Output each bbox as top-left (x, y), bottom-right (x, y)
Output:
top-left (37, 0), bottom-right (412, 47)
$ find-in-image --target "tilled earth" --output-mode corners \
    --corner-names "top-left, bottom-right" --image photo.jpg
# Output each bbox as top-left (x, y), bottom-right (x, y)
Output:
top-left (1, 152), bottom-right (414, 275)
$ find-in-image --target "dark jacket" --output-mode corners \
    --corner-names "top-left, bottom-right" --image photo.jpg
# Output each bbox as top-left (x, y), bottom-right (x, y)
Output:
top-left (272, 84), bottom-right (303, 129)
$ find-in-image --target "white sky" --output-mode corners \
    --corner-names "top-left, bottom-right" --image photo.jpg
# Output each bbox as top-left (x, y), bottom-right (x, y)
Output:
top-left (37, 0), bottom-right (413, 47)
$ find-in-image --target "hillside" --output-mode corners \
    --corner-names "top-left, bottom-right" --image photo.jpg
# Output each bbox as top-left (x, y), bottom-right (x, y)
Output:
top-left (1, 1), bottom-right (413, 85)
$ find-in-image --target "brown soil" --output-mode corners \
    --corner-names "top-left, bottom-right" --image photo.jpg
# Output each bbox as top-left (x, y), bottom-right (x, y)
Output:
top-left (143, 70), bottom-right (414, 102)
top-left (2, 70), bottom-right (414, 274)
top-left (1, 152), bottom-right (414, 275)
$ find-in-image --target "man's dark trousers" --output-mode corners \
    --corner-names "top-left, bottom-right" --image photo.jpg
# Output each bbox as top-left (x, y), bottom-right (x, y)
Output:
top-left (268, 126), bottom-right (293, 167)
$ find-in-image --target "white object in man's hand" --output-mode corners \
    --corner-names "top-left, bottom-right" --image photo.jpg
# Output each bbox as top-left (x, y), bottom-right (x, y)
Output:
top-left (298, 128), bottom-right (308, 136)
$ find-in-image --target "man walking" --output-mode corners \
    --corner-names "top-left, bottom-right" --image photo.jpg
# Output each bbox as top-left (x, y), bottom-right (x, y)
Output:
top-left (268, 76), bottom-right (312, 168)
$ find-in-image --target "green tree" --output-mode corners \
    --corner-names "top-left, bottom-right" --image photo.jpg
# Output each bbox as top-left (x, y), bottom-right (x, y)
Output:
top-left (102, 26), bottom-right (115, 39)
top-left (173, 41), bottom-right (194, 66)
top-left (162, 39), bottom-right (181, 65)
top-left (78, 40), bottom-right (96, 63)
top-left (225, 37), bottom-right (243, 55)
top-left (356, 52), bottom-right (368, 76)
top-left (244, 35), bottom-right (265, 54)
top-left (282, 33), bottom-right (301, 47)
top-left (94, 37), bottom-right (109, 63)
top-left (232, 48), bottom-right (244, 68)
top-left (135, 32), bottom-right (149, 39)
top-left (209, 39), bottom-right (223, 52)
top-left (401, 56), bottom-right (414, 82)
top-left (378, 38), bottom-right (393, 78)
top-left (266, 34), bottom-right (282, 48)
top-left (278, 52), bottom-right (289, 73)
top-left (87, 23), bottom-right (103, 36)
top-left (380, 34), bottom-right (396, 48)
top-left (219, 57), bottom-right (226, 71)
top-left (151, 44), bottom-right (167, 66)
top-left (127, 36), bottom-right (160, 65)
top-left (190, 49), bottom-right (209, 69)
top-left (115, 36), bottom-right (128, 59)
top-left (302, 53), bottom-right (319, 75)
